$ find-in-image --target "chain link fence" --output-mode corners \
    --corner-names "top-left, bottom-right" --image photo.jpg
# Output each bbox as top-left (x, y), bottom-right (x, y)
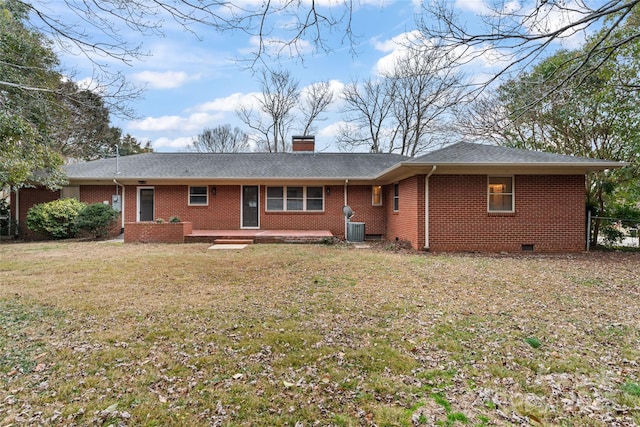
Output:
top-left (587, 212), bottom-right (640, 250)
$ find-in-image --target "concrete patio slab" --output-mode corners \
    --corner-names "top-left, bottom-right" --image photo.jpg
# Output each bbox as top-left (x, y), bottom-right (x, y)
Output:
top-left (208, 244), bottom-right (248, 250)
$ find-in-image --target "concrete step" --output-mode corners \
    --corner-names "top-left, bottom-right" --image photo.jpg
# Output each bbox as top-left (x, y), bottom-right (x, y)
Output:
top-left (214, 239), bottom-right (254, 245)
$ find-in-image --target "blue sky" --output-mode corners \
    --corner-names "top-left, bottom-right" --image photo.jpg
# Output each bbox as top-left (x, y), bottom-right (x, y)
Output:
top-left (50, 0), bottom-right (593, 152)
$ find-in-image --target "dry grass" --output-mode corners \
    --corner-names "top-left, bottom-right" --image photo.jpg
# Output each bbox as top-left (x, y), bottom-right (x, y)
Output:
top-left (0, 241), bottom-right (639, 426)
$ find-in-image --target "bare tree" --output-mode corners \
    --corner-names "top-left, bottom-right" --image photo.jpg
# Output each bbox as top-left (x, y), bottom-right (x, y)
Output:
top-left (337, 78), bottom-right (396, 153)
top-left (338, 46), bottom-right (463, 156)
top-left (418, 0), bottom-right (640, 108)
top-left (13, 0), bottom-right (359, 95)
top-left (237, 69), bottom-right (299, 152)
top-left (452, 92), bottom-right (510, 146)
top-left (189, 125), bottom-right (250, 153)
top-left (299, 81), bottom-right (334, 136)
top-left (384, 46), bottom-right (464, 156)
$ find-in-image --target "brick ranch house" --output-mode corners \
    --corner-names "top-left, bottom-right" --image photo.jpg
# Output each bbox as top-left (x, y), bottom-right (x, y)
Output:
top-left (10, 139), bottom-right (624, 251)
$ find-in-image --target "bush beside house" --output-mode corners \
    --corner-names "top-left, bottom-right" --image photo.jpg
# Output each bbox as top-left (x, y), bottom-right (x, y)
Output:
top-left (26, 199), bottom-right (119, 240)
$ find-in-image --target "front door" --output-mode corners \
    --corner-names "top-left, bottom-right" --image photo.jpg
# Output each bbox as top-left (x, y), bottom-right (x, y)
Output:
top-left (242, 185), bottom-right (259, 228)
top-left (138, 188), bottom-right (154, 222)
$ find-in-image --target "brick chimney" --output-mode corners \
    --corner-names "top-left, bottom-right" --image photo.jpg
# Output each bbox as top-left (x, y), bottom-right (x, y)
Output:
top-left (292, 135), bottom-right (315, 152)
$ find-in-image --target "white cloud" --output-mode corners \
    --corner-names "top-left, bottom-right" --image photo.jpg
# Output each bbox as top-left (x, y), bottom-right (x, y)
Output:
top-left (299, 79), bottom-right (345, 111)
top-left (130, 70), bottom-right (201, 89)
top-left (129, 112), bottom-right (224, 133)
top-left (191, 92), bottom-right (260, 113)
top-left (317, 120), bottom-right (345, 139)
top-left (74, 77), bottom-right (110, 95)
top-left (455, 0), bottom-right (489, 14)
top-left (502, 0), bottom-right (521, 14)
top-left (522, 0), bottom-right (590, 49)
top-left (151, 136), bottom-right (195, 151)
top-left (373, 30), bottom-right (429, 75)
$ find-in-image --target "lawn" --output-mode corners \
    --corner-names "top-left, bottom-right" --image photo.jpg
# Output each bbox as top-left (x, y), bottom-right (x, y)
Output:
top-left (0, 242), bottom-right (639, 426)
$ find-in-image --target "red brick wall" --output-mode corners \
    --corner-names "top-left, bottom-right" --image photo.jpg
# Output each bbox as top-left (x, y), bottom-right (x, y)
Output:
top-left (261, 185), bottom-right (385, 239)
top-left (385, 176), bottom-right (426, 249)
top-left (12, 188), bottom-right (60, 238)
top-left (122, 184), bottom-right (384, 240)
top-left (342, 185), bottom-right (386, 237)
top-left (12, 175), bottom-right (586, 250)
top-left (124, 222), bottom-right (192, 243)
top-left (13, 186), bottom-right (124, 239)
top-left (428, 175), bottom-right (586, 252)
top-left (124, 185), bottom-right (241, 229)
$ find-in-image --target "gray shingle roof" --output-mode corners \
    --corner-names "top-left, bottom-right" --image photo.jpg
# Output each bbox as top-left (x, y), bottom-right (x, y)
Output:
top-left (64, 142), bottom-right (625, 182)
top-left (408, 142), bottom-right (624, 165)
top-left (65, 152), bottom-right (409, 180)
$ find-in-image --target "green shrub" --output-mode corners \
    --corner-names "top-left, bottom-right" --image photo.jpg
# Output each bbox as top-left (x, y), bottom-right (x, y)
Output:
top-left (169, 216), bottom-right (181, 223)
top-left (601, 223), bottom-right (625, 246)
top-left (26, 198), bottom-right (86, 239)
top-left (75, 203), bottom-right (118, 238)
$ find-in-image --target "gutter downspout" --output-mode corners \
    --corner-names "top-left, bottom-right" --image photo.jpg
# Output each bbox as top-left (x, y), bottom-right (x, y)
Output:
top-left (344, 179), bottom-right (349, 240)
top-left (113, 179), bottom-right (125, 232)
top-left (424, 165), bottom-right (437, 250)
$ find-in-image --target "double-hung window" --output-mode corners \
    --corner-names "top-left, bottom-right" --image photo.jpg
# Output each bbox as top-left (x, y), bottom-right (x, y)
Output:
top-left (393, 183), bottom-right (399, 211)
top-left (266, 186), bottom-right (324, 211)
top-left (189, 186), bottom-right (208, 206)
top-left (306, 187), bottom-right (324, 211)
top-left (488, 176), bottom-right (514, 212)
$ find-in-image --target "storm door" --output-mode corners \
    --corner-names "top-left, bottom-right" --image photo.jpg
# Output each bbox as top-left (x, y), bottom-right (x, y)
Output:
top-left (242, 185), bottom-right (259, 228)
top-left (138, 187), bottom-right (155, 222)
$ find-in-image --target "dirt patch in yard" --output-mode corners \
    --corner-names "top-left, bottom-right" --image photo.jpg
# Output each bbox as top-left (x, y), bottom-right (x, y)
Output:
top-left (0, 242), bottom-right (639, 426)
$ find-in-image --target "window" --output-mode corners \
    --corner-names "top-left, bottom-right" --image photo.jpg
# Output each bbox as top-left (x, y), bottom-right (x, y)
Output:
top-left (488, 176), bottom-right (514, 212)
top-left (266, 186), bottom-right (324, 211)
top-left (306, 187), bottom-right (324, 211)
top-left (372, 185), bottom-right (382, 206)
top-left (287, 187), bottom-right (304, 211)
top-left (266, 187), bottom-right (284, 211)
top-left (61, 186), bottom-right (80, 200)
top-left (393, 183), bottom-right (399, 211)
top-left (189, 186), bottom-right (208, 205)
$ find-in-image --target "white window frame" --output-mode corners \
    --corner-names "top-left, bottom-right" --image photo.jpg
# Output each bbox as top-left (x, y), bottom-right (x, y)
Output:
top-left (188, 185), bottom-right (209, 206)
top-left (372, 185), bottom-right (382, 206)
top-left (305, 186), bottom-right (324, 211)
top-left (266, 186), bottom-right (324, 212)
top-left (487, 176), bottom-right (515, 213)
top-left (393, 183), bottom-right (399, 212)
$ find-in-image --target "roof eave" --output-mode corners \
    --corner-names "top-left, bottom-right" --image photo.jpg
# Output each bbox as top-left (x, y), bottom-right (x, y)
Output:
top-left (68, 176), bottom-right (382, 184)
top-left (375, 160), bottom-right (628, 182)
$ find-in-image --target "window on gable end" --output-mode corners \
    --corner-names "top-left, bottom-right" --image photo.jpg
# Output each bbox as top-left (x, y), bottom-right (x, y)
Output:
top-left (393, 183), bottom-right (399, 211)
top-left (488, 176), bottom-right (514, 212)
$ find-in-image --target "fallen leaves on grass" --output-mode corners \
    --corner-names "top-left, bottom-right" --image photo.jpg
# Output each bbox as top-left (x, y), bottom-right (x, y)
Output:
top-left (0, 242), bottom-right (639, 425)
